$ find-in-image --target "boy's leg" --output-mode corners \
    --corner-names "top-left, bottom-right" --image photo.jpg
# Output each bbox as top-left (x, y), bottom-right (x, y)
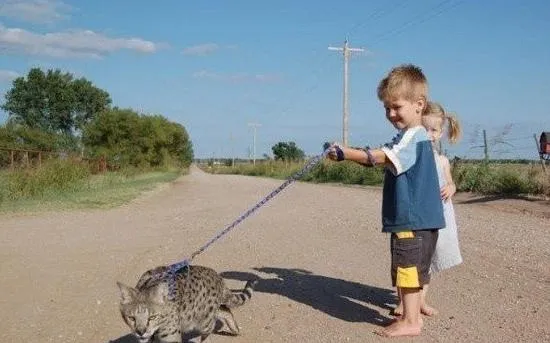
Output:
top-left (393, 284), bottom-right (437, 317)
top-left (378, 231), bottom-right (424, 337)
top-left (378, 287), bottom-right (423, 337)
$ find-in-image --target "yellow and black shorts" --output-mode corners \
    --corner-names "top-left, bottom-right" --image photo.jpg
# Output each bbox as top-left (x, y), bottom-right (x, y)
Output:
top-left (390, 229), bottom-right (438, 288)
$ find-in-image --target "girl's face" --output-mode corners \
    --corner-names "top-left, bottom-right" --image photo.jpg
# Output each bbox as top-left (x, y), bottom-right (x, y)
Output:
top-left (423, 115), bottom-right (443, 143)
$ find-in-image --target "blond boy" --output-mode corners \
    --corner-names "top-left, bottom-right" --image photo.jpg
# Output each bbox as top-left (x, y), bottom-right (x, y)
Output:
top-left (327, 64), bottom-right (444, 337)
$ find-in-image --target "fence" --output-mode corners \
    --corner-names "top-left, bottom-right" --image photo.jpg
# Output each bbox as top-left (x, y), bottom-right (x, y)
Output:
top-left (0, 147), bottom-right (108, 174)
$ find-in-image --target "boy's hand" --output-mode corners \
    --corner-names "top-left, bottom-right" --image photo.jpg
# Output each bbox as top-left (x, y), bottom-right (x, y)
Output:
top-left (325, 142), bottom-right (345, 161)
top-left (440, 183), bottom-right (456, 201)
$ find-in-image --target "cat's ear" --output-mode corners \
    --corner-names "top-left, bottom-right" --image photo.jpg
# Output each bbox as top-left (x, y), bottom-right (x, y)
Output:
top-left (149, 282), bottom-right (169, 304)
top-left (117, 282), bottom-right (137, 304)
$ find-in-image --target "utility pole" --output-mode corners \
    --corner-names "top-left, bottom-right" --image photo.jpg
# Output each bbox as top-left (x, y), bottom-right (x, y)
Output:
top-left (247, 123), bottom-right (261, 165)
top-left (229, 132), bottom-right (235, 167)
top-left (483, 129), bottom-right (489, 161)
top-left (329, 39), bottom-right (365, 147)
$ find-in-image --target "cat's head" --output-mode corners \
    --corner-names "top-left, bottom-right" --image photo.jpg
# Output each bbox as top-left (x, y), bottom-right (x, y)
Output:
top-left (117, 281), bottom-right (169, 342)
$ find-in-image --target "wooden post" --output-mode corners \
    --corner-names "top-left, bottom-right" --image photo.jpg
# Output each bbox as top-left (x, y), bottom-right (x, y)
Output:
top-left (38, 152), bottom-right (42, 168)
top-left (10, 150), bottom-right (14, 169)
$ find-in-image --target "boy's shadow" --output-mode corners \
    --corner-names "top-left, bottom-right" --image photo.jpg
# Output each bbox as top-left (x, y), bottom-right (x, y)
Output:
top-left (221, 267), bottom-right (396, 326)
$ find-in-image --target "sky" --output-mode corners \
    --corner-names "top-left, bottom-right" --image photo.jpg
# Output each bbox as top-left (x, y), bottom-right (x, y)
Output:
top-left (0, 0), bottom-right (548, 159)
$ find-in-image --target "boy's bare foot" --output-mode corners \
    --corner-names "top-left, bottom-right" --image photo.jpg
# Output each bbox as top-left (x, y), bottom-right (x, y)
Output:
top-left (421, 304), bottom-right (438, 316)
top-left (376, 319), bottom-right (422, 338)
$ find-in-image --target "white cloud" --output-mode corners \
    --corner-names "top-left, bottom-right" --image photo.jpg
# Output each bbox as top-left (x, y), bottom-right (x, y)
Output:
top-left (0, 0), bottom-right (72, 24)
top-left (0, 69), bottom-right (19, 82)
top-left (0, 24), bottom-right (160, 58)
top-left (192, 70), bottom-right (282, 83)
top-left (182, 43), bottom-right (220, 56)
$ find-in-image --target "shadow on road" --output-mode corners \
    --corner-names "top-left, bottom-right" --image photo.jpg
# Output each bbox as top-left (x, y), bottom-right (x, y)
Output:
top-left (221, 266), bottom-right (395, 326)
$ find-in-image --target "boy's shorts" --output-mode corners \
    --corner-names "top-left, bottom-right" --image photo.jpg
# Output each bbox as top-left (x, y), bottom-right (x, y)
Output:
top-left (390, 229), bottom-right (438, 288)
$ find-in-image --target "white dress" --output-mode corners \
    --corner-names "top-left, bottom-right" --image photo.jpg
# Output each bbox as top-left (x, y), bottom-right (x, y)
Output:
top-left (430, 154), bottom-right (463, 273)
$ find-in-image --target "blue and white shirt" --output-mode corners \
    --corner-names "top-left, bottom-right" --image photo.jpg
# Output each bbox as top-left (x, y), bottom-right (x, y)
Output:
top-left (380, 126), bottom-right (444, 232)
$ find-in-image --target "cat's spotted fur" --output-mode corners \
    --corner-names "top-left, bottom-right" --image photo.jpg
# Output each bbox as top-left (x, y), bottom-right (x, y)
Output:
top-left (117, 265), bottom-right (256, 343)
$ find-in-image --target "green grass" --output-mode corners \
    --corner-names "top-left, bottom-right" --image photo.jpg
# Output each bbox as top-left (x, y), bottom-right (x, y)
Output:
top-left (204, 159), bottom-right (549, 197)
top-left (204, 159), bottom-right (384, 186)
top-left (452, 161), bottom-right (548, 196)
top-left (0, 161), bottom-right (183, 213)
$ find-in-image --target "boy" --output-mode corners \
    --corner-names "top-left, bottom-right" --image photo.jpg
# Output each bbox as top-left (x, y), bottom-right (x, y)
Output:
top-left (327, 64), bottom-right (444, 337)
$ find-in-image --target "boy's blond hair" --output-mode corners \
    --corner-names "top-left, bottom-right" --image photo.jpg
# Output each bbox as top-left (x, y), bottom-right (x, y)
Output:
top-left (377, 64), bottom-right (428, 107)
top-left (423, 101), bottom-right (462, 144)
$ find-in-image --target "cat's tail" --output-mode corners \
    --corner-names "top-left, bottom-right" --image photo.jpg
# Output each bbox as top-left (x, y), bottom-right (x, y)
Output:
top-left (222, 279), bottom-right (258, 308)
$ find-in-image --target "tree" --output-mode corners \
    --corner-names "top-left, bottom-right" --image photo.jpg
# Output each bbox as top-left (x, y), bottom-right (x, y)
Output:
top-left (82, 108), bottom-right (194, 168)
top-left (0, 121), bottom-right (78, 152)
top-left (271, 141), bottom-right (305, 161)
top-left (2, 68), bottom-right (111, 135)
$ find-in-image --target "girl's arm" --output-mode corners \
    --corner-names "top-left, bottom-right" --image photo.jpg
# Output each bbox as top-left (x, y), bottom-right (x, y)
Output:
top-left (440, 155), bottom-right (457, 201)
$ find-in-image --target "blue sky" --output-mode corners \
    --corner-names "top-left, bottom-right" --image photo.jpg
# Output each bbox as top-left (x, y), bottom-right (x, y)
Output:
top-left (0, 0), bottom-right (548, 159)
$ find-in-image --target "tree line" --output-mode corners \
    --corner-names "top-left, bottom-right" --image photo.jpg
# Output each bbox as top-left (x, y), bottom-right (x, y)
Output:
top-left (1, 68), bottom-right (193, 169)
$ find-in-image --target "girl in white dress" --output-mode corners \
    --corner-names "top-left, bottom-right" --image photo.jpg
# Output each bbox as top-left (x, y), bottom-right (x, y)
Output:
top-left (393, 101), bottom-right (462, 317)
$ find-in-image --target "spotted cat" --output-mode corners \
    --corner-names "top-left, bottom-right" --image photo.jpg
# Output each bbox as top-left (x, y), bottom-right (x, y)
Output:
top-left (117, 265), bottom-right (257, 343)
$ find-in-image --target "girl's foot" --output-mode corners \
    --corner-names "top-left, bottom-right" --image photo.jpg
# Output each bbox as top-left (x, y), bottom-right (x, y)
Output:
top-left (421, 304), bottom-right (438, 317)
top-left (390, 307), bottom-right (403, 317)
top-left (391, 304), bottom-right (438, 317)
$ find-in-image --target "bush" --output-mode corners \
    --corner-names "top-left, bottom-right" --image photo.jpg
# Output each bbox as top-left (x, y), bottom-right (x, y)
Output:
top-left (206, 159), bottom-right (384, 186)
top-left (1, 160), bottom-right (90, 201)
top-left (452, 161), bottom-right (546, 196)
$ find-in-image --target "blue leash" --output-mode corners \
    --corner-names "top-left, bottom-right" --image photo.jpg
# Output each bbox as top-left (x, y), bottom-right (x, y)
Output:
top-left (153, 148), bottom-right (331, 294)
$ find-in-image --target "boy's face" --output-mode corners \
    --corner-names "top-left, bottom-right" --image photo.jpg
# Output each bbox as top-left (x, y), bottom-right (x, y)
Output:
top-left (383, 97), bottom-right (425, 130)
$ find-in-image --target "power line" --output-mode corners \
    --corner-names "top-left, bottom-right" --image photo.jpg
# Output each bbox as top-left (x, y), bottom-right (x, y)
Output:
top-left (368, 0), bottom-right (464, 46)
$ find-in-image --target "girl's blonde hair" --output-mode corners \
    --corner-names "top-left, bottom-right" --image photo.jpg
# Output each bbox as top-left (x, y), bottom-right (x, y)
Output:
top-left (423, 102), bottom-right (461, 144)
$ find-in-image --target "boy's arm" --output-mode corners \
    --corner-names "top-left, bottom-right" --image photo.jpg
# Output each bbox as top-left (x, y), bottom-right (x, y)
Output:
top-left (328, 146), bottom-right (390, 167)
top-left (440, 155), bottom-right (457, 200)
top-left (343, 147), bottom-right (389, 166)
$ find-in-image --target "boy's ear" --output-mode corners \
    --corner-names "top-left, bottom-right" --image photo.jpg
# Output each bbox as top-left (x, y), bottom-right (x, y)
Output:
top-left (415, 96), bottom-right (427, 113)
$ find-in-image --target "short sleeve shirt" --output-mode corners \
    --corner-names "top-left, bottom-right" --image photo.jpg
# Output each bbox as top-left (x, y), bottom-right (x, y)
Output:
top-left (380, 126), bottom-right (445, 232)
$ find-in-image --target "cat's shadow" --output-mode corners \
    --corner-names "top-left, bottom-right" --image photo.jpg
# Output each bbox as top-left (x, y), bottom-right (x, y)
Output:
top-left (221, 266), bottom-right (396, 326)
top-left (107, 334), bottom-right (135, 343)
top-left (108, 331), bottom-right (232, 343)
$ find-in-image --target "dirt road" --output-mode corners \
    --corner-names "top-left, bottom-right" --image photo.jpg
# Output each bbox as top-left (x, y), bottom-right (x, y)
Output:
top-left (1, 166), bottom-right (548, 343)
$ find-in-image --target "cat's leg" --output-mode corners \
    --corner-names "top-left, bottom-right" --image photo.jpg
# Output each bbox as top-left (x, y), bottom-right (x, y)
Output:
top-left (216, 306), bottom-right (240, 336)
top-left (197, 314), bottom-right (216, 342)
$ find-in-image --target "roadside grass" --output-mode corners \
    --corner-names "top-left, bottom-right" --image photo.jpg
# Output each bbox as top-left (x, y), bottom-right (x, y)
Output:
top-left (204, 159), bottom-right (549, 197)
top-left (0, 161), bottom-right (183, 213)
